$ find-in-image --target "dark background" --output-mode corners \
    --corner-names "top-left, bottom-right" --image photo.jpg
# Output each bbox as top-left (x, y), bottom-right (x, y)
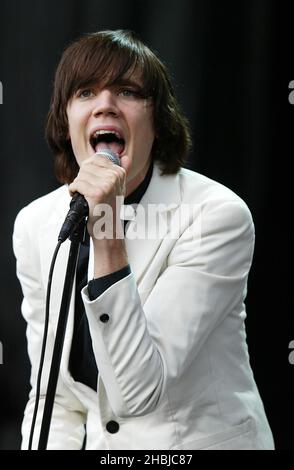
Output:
top-left (0, 0), bottom-right (293, 450)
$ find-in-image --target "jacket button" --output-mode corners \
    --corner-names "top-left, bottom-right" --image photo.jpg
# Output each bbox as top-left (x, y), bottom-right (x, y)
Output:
top-left (106, 420), bottom-right (119, 434)
top-left (100, 313), bottom-right (109, 323)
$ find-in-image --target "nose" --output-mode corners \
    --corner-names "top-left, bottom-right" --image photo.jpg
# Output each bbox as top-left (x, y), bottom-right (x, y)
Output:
top-left (92, 89), bottom-right (119, 118)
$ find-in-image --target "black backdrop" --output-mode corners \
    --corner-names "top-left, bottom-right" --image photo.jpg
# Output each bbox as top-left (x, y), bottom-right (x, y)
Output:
top-left (0, 0), bottom-right (293, 450)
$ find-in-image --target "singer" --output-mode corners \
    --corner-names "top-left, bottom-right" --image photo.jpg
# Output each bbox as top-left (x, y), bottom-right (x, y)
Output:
top-left (13, 30), bottom-right (274, 450)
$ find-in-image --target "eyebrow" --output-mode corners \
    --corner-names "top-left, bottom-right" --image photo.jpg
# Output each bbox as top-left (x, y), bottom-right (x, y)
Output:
top-left (111, 77), bottom-right (143, 89)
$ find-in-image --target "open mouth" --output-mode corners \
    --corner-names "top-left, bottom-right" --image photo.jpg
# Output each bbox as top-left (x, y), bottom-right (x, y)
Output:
top-left (90, 130), bottom-right (125, 156)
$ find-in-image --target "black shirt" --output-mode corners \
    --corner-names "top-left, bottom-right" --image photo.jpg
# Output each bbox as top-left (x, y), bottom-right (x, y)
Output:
top-left (69, 163), bottom-right (153, 391)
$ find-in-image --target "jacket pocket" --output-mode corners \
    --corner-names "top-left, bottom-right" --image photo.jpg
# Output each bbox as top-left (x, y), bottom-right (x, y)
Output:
top-left (173, 418), bottom-right (256, 450)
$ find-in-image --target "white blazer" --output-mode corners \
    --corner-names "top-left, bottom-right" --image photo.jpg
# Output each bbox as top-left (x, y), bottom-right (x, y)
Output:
top-left (13, 163), bottom-right (274, 450)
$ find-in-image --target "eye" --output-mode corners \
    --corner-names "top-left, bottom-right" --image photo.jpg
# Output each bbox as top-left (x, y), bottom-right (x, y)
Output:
top-left (118, 88), bottom-right (138, 98)
top-left (77, 89), bottom-right (94, 99)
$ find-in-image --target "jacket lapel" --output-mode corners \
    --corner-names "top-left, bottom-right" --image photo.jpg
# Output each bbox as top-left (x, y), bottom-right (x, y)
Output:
top-left (124, 164), bottom-right (181, 286)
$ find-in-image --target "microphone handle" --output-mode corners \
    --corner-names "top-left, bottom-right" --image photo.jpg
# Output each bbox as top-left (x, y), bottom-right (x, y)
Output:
top-left (58, 193), bottom-right (88, 242)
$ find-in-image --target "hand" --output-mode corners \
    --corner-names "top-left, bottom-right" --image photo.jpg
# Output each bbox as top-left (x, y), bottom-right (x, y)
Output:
top-left (68, 154), bottom-right (126, 239)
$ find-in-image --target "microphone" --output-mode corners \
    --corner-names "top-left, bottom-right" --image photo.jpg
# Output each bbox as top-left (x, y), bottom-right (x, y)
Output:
top-left (58, 149), bottom-right (121, 242)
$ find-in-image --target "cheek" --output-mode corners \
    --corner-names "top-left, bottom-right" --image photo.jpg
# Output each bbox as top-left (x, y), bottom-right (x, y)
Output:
top-left (67, 103), bottom-right (87, 130)
top-left (135, 111), bottom-right (155, 140)
top-left (144, 108), bottom-right (155, 140)
top-left (141, 124), bottom-right (155, 150)
top-left (66, 111), bottom-right (81, 159)
top-left (67, 109), bottom-right (88, 150)
top-left (66, 109), bottom-right (76, 141)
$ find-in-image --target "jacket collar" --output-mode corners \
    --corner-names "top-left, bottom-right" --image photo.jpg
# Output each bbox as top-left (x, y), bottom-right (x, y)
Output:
top-left (139, 162), bottom-right (181, 209)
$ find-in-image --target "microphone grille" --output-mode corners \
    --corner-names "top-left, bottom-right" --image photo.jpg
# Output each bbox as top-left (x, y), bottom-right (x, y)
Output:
top-left (95, 149), bottom-right (121, 166)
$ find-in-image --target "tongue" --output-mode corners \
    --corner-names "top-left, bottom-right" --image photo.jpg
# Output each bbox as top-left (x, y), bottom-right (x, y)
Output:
top-left (95, 141), bottom-right (124, 155)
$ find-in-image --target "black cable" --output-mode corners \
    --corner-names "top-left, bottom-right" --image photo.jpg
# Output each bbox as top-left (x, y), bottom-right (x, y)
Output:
top-left (28, 241), bottom-right (62, 450)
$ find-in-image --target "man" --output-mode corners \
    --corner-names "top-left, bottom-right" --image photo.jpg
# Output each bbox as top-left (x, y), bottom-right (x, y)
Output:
top-left (13, 30), bottom-right (274, 449)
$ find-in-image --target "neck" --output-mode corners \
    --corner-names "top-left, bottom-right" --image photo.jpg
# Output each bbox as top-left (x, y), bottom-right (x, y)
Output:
top-left (126, 159), bottom-right (151, 197)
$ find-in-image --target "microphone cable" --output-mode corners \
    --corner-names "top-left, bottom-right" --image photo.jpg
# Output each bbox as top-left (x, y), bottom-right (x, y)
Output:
top-left (28, 241), bottom-right (62, 450)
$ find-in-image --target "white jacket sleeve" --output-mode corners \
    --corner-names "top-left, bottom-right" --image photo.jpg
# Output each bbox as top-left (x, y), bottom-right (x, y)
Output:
top-left (82, 199), bottom-right (255, 418)
top-left (13, 207), bottom-right (86, 450)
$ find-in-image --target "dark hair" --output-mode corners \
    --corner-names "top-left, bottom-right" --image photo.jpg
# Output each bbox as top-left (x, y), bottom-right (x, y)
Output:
top-left (46, 30), bottom-right (192, 184)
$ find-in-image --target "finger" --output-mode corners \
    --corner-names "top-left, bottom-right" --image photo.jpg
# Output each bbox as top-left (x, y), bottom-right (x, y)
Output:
top-left (88, 153), bottom-right (116, 168)
top-left (69, 171), bottom-right (125, 200)
top-left (68, 179), bottom-right (104, 200)
top-left (90, 153), bottom-right (125, 174)
top-left (81, 162), bottom-right (126, 188)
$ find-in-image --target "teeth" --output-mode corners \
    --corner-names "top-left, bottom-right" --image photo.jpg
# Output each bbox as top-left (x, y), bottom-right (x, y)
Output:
top-left (93, 130), bottom-right (121, 139)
